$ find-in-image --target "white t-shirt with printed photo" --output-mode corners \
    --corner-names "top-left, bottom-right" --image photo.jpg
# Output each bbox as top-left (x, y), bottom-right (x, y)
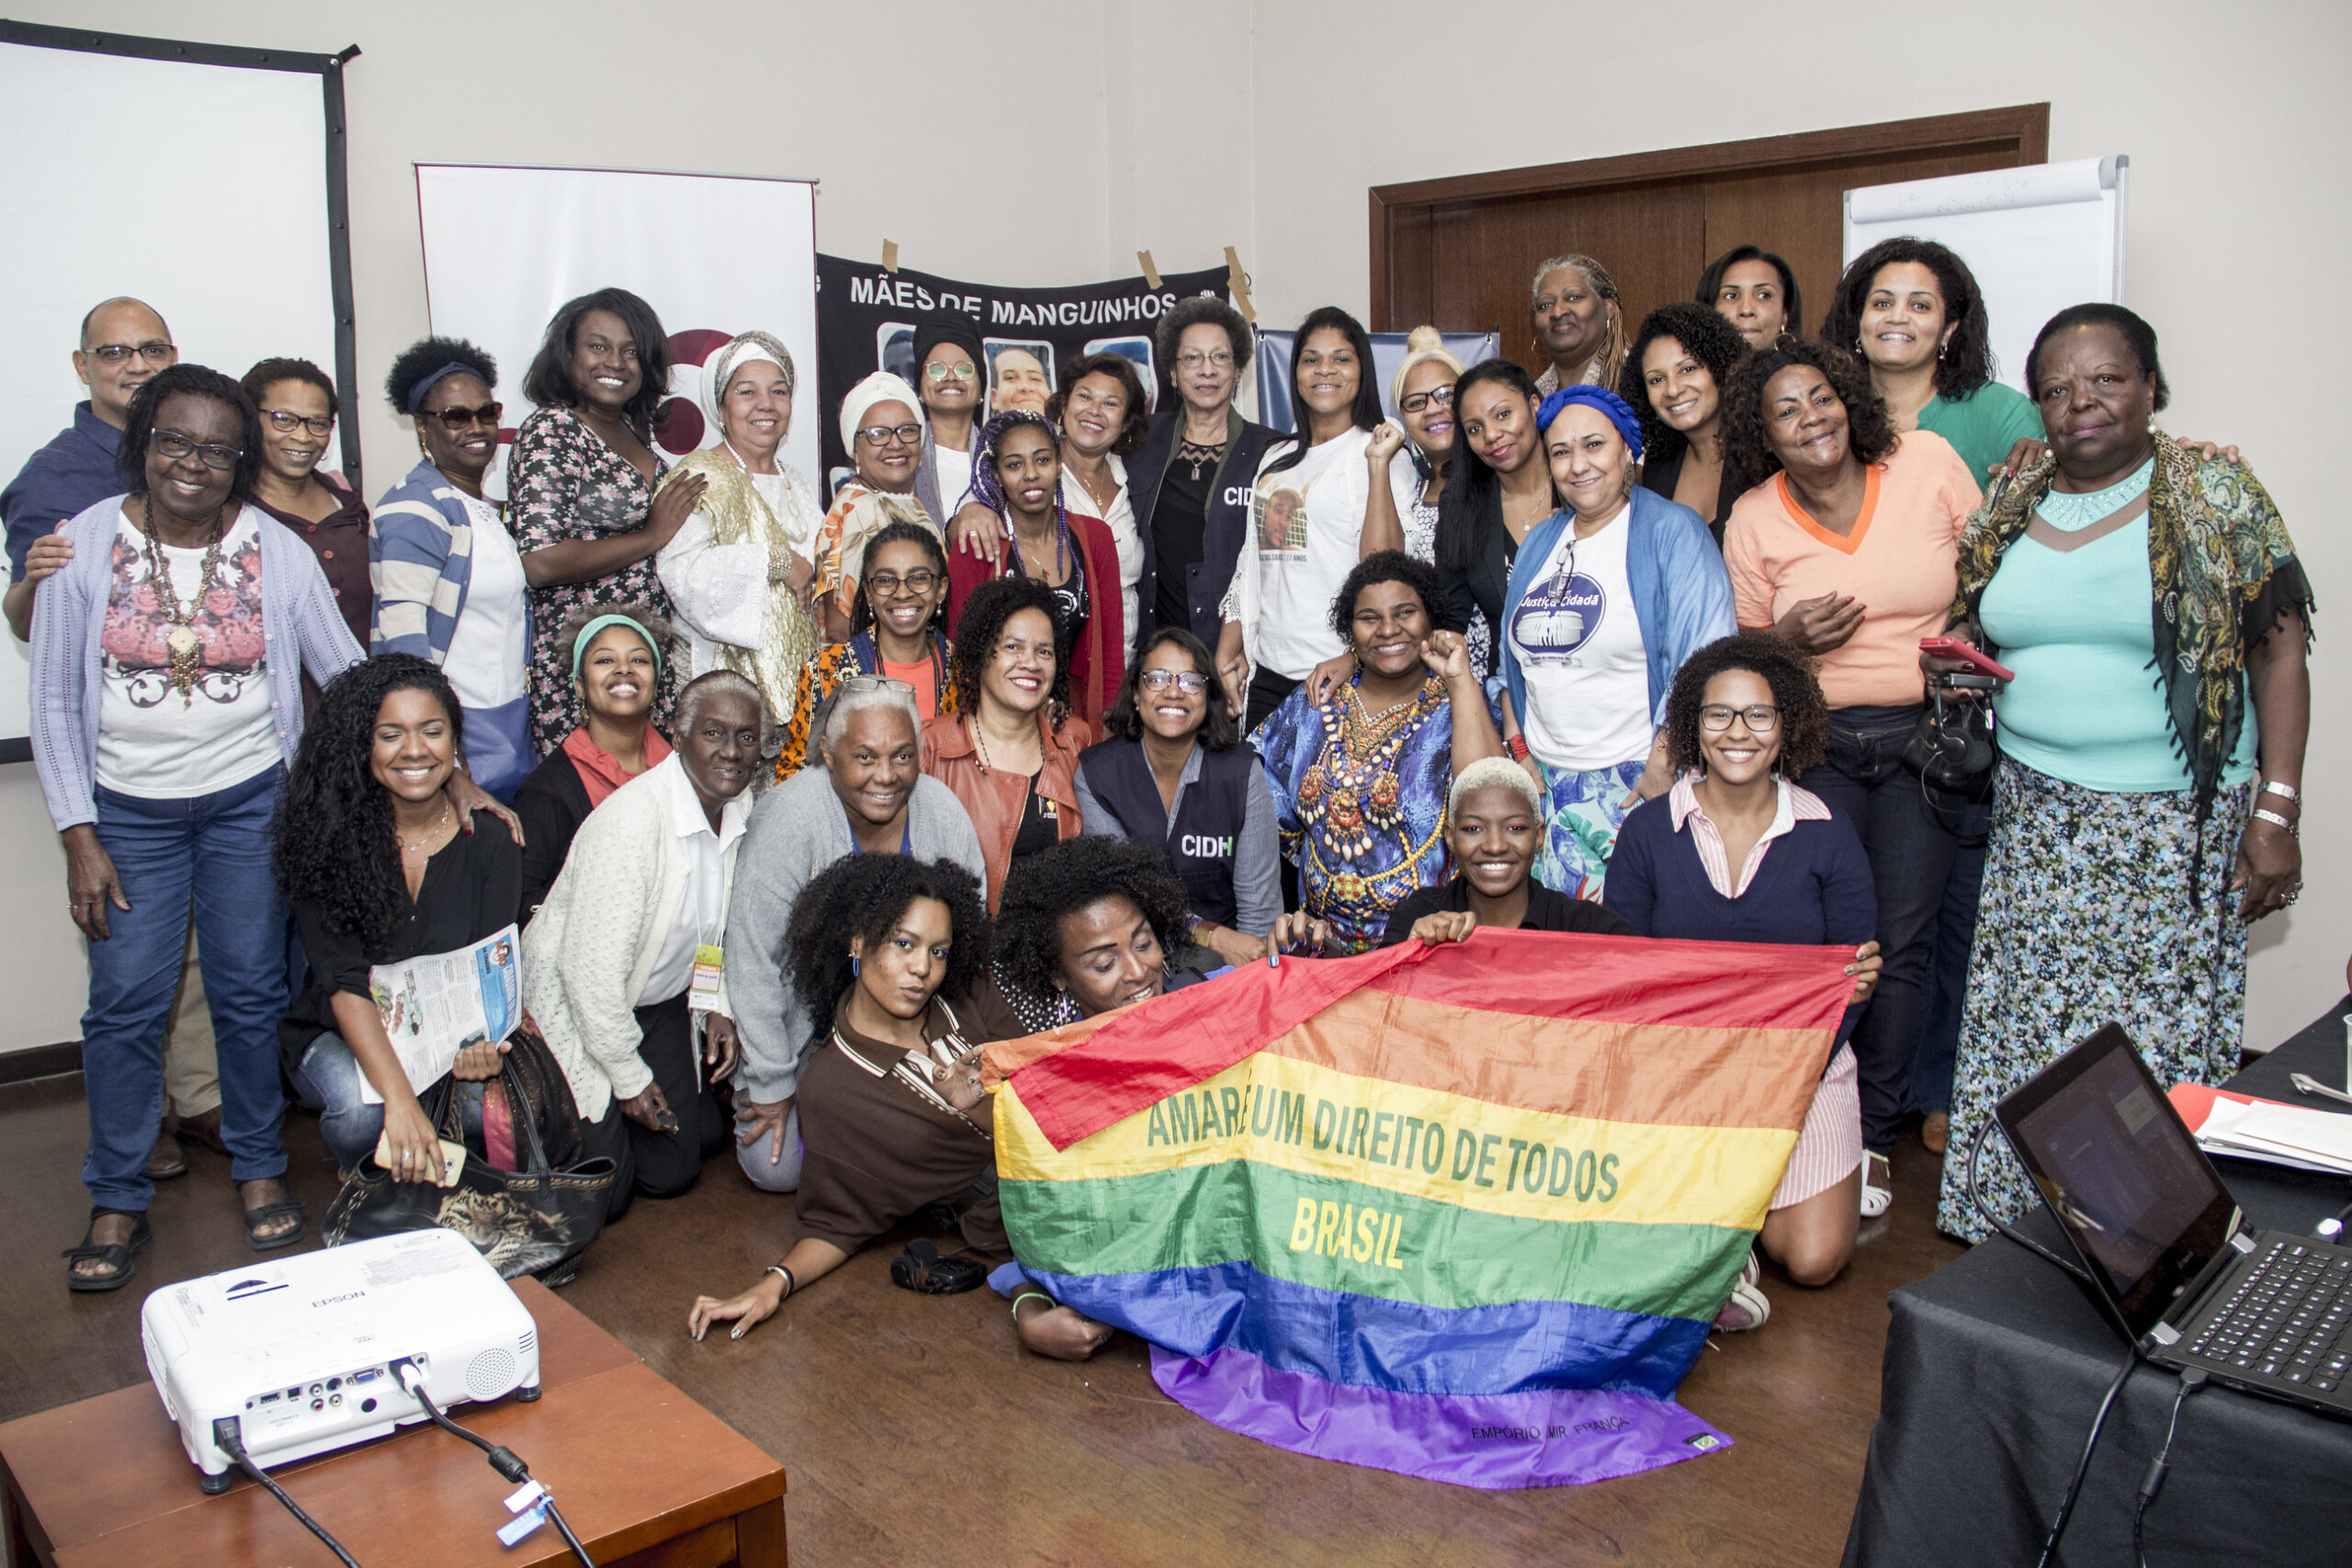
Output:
top-left (1247, 426), bottom-right (1419, 678)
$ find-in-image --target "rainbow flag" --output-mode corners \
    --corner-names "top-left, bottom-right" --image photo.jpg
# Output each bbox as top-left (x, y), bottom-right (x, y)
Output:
top-left (984, 929), bottom-right (1854, 1489)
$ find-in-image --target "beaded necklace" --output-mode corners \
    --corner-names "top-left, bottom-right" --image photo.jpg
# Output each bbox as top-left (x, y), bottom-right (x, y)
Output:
top-left (1295, 673), bottom-right (1451, 919)
top-left (136, 494), bottom-right (229, 706)
top-left (2036, 456), bottom-right (2154, 532)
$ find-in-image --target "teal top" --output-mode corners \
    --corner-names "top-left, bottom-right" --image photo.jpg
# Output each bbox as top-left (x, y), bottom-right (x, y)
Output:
top-left (1981, 460), bottom-right (2255, 793)
top-left (1917, 382), bottom-right (2043, 486)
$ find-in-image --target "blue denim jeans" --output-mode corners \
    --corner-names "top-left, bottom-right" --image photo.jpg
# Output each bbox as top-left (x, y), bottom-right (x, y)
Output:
top-left (82, 765), bottom-right (291, 1212)
top-left (288, 1031), bottom-right (482, 1175)
top-left (1796, 705), bottom-right (1960, 1156)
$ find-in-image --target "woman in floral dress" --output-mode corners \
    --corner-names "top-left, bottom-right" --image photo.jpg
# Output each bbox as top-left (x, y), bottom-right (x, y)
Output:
top-left (511, 288), bottom-right (705, 750)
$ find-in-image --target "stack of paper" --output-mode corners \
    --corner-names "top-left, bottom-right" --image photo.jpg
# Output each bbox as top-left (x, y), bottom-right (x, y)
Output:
top-left (2168, 1084), bottom-right (2352, 1176)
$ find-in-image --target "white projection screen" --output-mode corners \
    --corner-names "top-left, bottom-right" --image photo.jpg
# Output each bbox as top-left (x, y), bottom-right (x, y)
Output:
top-left (415, 165), bottom-right (821, 495)
top-left (0, 24), bottom-right (356, 753)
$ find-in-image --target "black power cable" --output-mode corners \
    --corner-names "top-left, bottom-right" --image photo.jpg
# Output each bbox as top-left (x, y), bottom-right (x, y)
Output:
top-left (395, 1362), bottom-right (595, 1567)
top-left (212, 1418), bottom-right (364, 1567)
top-left (2035, 1345), bottom-right (2141, 1568)
top-left (1965, 1113), bottom-right (2095, 1286)
top-left (2133, 1370), bottom-right (2207, 1567)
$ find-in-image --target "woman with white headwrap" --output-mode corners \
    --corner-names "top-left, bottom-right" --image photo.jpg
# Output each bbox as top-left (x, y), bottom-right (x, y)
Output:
top-left (654, 332), bottom-right (823, 722)
top-left (809, 370), bottom-right (937, 642)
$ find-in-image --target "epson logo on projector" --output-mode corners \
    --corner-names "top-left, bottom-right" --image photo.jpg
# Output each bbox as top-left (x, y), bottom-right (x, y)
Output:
top-left (310, 1292), bottom-right (364, 1308)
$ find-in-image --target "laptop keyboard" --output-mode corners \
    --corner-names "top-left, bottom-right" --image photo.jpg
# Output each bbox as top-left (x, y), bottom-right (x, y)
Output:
top-left (2188, 1240), bottom-right (2352, 1392)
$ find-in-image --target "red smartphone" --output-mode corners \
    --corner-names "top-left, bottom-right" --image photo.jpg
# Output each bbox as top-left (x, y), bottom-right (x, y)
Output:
top-left (1919, 637), bottom-right (2015, 682)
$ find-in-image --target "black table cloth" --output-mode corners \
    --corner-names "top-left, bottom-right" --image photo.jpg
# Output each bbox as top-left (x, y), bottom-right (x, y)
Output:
top-left (1843, 999), bottom-right (2352, 1567)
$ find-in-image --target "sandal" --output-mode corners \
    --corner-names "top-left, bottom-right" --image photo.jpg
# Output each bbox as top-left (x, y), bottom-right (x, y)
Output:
top-left (1713, 1251), bottom-right (1770, 1332)
top-left (238, 1180), bottom-right (307, 1252)
top-left (1860, 1151), bottom-right (1894, 1219)
top-left (63, 1207), bottom-right (152, 1292)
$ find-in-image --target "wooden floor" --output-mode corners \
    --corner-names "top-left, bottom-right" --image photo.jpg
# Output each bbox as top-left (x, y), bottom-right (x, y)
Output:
top-left (0, 1073), bottom-right (1965, 1568)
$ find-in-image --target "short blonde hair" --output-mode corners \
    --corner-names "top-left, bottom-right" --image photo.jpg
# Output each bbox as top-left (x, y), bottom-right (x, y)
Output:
top-left (1448, 755), bottom-right (1542, 818)
top-left (1389, 324), bottom-right (1464, 409)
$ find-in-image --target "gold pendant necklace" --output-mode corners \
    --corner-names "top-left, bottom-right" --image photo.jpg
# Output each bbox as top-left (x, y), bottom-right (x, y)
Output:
top-left (139, 495), bottom-right (228, 707)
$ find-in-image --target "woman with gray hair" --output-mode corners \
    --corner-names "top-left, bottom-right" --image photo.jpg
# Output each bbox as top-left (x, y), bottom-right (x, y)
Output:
top-left (721, 671), bottom-right (986, 1192)
top-left (523, 668), bottom-right (765, 1201)
top-left (1530, 254), bottom-right (1626, 397)
top-left (655, 331), bottom-right (822, 720)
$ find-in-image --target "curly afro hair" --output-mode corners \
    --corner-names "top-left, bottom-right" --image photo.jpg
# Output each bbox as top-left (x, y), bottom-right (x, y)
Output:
top-left (1718, 339), bottom-right (1897, 494)
top-left (786, 854), bottom-right (991, 1039)
top-left (1660, 631), bottom-right (1830, 777)
top-left (1617, 302), bottom-right (1749, 465)
top-left (2025, 303), bottom-right (2170, 412)
top-left (1819, 237), bottom-right (1997, 398)
top-left (1154, 295), bottom-right (1252, 391)
top-left (274, 655), bottom-right (470, 950)
top-left (119, 364), bottom-right (264, 503)
top-left (993, 837), bottom-right (1192, 1003)
top-left (384, 336), bottom-right (497, 415)
top-left (949, 574), bottom-right (1072, 718)
top-left (1329, 549), bottom-right (1445, 644)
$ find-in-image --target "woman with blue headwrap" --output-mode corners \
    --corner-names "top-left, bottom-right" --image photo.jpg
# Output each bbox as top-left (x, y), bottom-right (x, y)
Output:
top-left (1495, 384), bottom-right (1735, 903)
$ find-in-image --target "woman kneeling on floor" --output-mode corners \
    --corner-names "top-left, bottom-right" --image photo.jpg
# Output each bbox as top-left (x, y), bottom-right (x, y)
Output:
top-left (1602, 632), bottom-right (1883, 1329)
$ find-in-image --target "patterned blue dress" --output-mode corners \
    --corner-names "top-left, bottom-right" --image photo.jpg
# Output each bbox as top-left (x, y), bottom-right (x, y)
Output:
top-left (1253, 672), bottom-right (1495, 953)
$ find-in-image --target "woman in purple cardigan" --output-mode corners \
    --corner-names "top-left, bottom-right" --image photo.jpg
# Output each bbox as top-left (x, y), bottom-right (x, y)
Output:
top-left (1604, 631), bottom-right (1881, 1330)
top-left (29, 366), bottom-right (364, 1289)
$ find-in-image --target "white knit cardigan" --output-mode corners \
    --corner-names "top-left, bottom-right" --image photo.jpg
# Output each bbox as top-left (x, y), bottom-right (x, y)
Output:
top-left (522, 756), bottom-right (741, 1122)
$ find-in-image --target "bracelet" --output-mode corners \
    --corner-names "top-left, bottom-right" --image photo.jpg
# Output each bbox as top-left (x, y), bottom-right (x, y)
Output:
top-left (2260, 780), bottom-right (2302, 806)
top-left (764, 1264), bottom-right (795, 1300)
top-left (2251, 807), bottom-right (2300, 838)
top-left (1506, 732), bottom-right (1531, 762)
top-left (1010, 1291), bottom-right (1055, 1324)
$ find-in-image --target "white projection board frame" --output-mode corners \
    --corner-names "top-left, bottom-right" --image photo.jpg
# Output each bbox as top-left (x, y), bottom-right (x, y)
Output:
top-left (0, 22), bottom-right (359, 760)
top-left (1843, 155), bottom-right (2128, 396)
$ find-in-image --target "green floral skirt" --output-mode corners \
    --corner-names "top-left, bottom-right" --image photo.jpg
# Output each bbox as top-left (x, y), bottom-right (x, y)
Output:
top-left (1935, 758), bottom-right (2250, 1242)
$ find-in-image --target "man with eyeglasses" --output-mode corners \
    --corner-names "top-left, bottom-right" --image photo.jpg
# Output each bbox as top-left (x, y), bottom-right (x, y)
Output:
top-left (3, 297), bottom-right (177, 640)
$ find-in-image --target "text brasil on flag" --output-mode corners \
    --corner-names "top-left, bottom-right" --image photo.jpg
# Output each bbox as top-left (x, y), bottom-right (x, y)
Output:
top-left (984, 928), bottom-right (1856, 1489)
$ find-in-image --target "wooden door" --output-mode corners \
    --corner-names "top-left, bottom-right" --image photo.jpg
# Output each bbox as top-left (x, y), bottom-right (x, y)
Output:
top-left (1371, 106), bottom-right (2049, 376)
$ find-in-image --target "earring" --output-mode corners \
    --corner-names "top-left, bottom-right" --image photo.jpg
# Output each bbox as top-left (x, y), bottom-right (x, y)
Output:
top-left (851, 954), bottom-right (861, 976)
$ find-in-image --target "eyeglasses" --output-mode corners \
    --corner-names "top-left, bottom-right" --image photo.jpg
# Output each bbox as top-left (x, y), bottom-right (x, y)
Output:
top-left (857, 423), bottom-right (922, 447)
top-left (260, 408), bottom-right (335, 437)
top-left (428, 401), bottom-right (503, 431)
top-left (1138, 670), bottom-right (1209, 694)
top-left (1399, 387), bottom-right (1454, 414)
top-left (1175, 350), bottom-right (1235, 371)
top-left (1700, 704), bottom-right (1781, 733)
top-left (85, 341), bottom-right (174, 366)
top-left (149, 428), bottom-right (243, 470)
top-left (836, 674), bottom-right (915, 698)
top-left (922, 362), bottom-right (978, 381)
top-left (865, 569), bottom-right (940, 597)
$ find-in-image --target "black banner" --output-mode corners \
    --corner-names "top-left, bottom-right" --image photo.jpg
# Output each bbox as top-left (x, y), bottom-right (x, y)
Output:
top-left (815, 254), bottom-right (1229, 485)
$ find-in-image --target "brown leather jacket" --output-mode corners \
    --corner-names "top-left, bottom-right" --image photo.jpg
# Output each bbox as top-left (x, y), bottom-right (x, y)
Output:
top-left (920, 709), bottom-right (1091, 909)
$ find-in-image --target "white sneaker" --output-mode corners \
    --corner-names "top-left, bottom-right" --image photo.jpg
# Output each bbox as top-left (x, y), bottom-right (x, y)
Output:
top-left (1713, 1249), bottom-right (1770, 1332)
top-left (1860, 1152), bottom-right (1893, 1218)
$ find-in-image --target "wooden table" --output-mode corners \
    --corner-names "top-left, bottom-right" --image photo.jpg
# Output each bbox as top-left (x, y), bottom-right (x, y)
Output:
top-left (0, 1278), bottom-right (785, 1567)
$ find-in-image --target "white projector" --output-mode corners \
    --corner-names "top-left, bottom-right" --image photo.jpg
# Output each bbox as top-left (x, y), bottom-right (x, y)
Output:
top-left (140, 1228), bottom-right (541, 1492)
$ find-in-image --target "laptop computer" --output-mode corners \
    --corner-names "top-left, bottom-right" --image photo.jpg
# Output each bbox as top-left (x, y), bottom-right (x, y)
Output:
top-left (1995, 1021), bottom-right (2352, 1417)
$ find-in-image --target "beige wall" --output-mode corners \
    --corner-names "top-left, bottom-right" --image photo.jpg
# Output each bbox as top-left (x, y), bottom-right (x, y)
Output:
top-left (2, 0), bottom-right (2342, 1054)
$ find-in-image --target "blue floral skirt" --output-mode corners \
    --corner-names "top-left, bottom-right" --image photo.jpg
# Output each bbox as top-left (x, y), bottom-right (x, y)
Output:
top-left (1533, 757), bottom-right (1649, 903)
top-left (1934, 758), bottom-right (2250, 1241)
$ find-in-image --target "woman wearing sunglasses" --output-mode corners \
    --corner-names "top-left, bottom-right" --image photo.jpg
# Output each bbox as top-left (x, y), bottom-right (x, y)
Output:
top-left (371, 336), bottom-right (535, 800)
top-left (1075, 626), bottom-right (1280, 971)
top-left (776, 520), bottom-right (956, 781)
top-left (239, 357), bottom-right (368, 688)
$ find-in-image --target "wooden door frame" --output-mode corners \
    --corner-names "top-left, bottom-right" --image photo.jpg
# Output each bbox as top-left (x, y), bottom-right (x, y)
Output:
top-left (1367, 104), bottom-right (2050, 331)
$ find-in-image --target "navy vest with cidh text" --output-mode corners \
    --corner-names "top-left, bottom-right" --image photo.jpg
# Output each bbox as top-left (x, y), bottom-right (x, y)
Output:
top-left (1077, 738), bottom-right (1255, 928)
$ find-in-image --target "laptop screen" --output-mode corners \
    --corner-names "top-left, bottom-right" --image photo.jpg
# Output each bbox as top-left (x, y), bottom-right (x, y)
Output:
top-left (1996, 1024), bottom-right (2239, 1338)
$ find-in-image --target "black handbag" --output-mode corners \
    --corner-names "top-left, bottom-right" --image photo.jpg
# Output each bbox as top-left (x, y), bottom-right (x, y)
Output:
top-left (1900, 679), bottom-right (1999, 815)
top-left (322, 1027), bottom-right (618, 1286)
